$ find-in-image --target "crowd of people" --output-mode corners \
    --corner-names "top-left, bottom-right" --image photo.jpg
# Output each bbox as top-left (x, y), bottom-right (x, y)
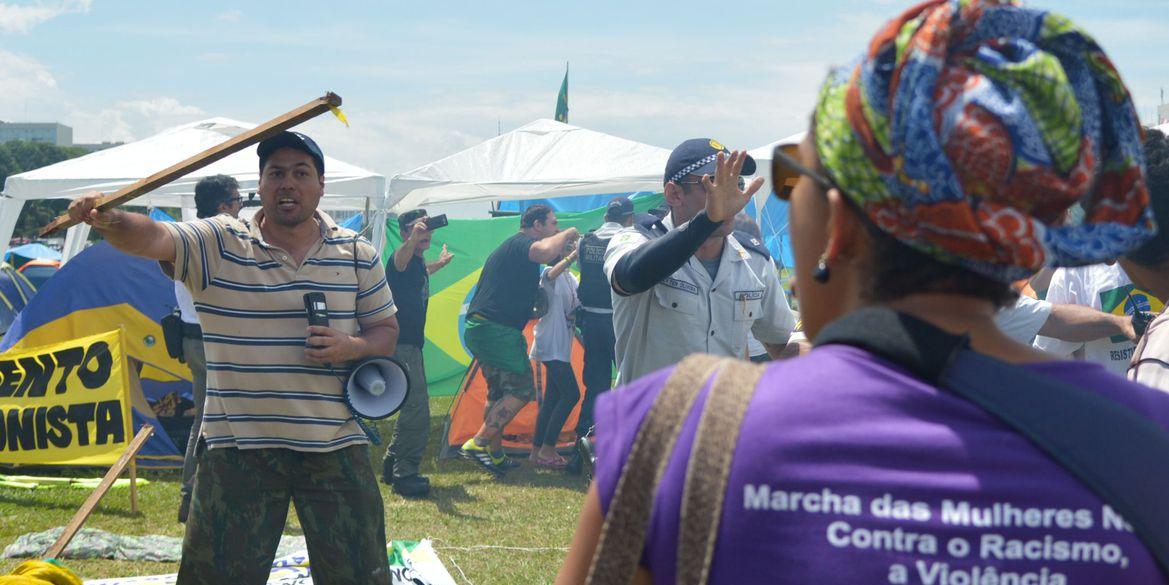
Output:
top-left (60, 0), bottom-right (1169, 582)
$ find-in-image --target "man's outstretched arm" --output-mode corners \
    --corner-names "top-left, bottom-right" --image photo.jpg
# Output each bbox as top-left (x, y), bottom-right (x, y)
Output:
top-left (67, 192), bottom-right (175, 262)
top-left (1039, 303), bottom-right (1136, 342)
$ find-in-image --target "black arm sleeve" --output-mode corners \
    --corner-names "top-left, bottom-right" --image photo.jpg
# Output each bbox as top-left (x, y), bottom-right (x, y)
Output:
top-left (612, 211), bottom-right (723, 295)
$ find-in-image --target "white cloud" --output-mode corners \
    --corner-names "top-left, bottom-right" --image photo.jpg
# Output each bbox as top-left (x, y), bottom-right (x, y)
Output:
top-left (0, 0), bottom-right (90, 34)
top-left (215, 9), bottom-right (241, 23)
top-left (63, 98), bottom-right (205, 143)
top-left (115, 97), bottom-right (203, 118)
top-left (0, 50), bottom-right (59, 122)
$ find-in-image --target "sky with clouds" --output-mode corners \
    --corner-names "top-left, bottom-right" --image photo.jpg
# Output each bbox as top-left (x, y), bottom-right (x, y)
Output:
top-left (2, 0), bottom-right (1166, 179)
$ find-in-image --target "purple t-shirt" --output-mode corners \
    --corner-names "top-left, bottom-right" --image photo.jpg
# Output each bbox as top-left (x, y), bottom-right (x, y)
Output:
top-left (595, 345), bottom-right (1169, 584)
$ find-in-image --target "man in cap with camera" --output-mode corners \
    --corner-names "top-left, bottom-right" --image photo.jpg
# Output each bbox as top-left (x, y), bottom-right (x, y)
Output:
top-left (380, 208), bottom-right (453, 498)
top-left (604, 138), bottom-right (796, 384)
top-left (67, 130), bottom-right (398, 584)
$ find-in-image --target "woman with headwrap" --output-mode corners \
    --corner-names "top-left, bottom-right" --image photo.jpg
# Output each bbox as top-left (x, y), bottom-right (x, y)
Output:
top-left (556, 1), bottom-right (1169, 583)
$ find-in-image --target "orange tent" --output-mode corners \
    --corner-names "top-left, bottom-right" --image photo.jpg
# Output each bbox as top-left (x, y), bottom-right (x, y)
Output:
top-left (441, 321), bottom-right (588, 456)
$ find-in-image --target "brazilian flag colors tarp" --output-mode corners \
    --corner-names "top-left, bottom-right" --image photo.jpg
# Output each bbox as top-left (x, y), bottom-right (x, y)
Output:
top-left (385, 194), bottom-right (663, 396)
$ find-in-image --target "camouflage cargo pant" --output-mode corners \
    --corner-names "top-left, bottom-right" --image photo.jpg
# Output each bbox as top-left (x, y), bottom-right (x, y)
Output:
top-left (176, 445), bottom-right (391, 585)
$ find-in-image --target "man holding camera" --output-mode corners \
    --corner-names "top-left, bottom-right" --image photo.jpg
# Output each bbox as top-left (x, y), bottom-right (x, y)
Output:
top-left (381, 209), bottom-right (453, 498)
top-left (459, 204), bottom-right (579, 476)
top-left (67, 131), bottom-right (398, 584)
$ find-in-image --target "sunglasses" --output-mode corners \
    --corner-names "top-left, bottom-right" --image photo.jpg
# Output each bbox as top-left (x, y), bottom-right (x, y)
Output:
top-left (770, 143), bottom-right (835, 200)
top-left (677, 176), bottom-right (748, 191)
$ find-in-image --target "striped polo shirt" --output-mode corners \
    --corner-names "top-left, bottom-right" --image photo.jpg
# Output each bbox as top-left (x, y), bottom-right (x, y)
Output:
top-left (162, 210), bottom-right (396, 452)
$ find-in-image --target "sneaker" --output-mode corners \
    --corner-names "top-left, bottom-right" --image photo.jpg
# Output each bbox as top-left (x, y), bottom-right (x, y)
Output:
top-left (460, 439), bottom-right (505, 476)
top-left (492, 451), bottom-right (521, 470)
top-left (392, 474), bottom-right (431, 498)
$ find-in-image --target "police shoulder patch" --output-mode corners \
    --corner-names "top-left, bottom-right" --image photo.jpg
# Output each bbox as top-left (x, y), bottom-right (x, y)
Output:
top-left (733, 230), bottom-right (770, 260)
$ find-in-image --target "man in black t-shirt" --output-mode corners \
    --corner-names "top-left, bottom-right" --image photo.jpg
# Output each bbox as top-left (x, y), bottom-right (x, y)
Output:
top-left (381, 208), bottom-right (453, 497)
top-left (459, 204), bottom-right (579, 475)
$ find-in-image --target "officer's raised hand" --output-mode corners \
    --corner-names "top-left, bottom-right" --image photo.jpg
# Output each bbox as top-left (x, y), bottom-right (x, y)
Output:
top-left (702, 150), bottom-right (764, 222)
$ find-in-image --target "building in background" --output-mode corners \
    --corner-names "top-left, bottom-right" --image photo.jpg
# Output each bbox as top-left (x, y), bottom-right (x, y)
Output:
top-left (0, 122), bottom-right (72, 146)
top-left (0, 122), bottom-right (122, 152)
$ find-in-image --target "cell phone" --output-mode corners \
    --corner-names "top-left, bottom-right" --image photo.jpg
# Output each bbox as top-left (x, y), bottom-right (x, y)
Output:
top-left (303, 292), bottom-right (330, 329)
top-left (424, 214), bottom-right (448, 230)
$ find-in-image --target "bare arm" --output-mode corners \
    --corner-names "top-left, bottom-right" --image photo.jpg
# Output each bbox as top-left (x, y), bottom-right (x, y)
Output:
top-left (529, 227), bottom-right (580, 264)
top-left (305, 315), bottom-right (400, 364)
top-left (427, 244), bottom-right (454, 274)
top-left (67, 192), bottom-right (175, 262)
top-left (545, 248), bottom-right (579, 281)
top-left (1038, 303), bottom-right (1136, 343)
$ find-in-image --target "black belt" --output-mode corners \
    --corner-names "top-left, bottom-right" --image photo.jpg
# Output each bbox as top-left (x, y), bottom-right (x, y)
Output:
top-left (181, 322), bottom-right (203, 339)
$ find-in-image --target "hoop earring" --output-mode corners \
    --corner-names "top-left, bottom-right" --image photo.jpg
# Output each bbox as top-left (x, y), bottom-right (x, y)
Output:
top-left (812, 254), bottom-right (831, 283)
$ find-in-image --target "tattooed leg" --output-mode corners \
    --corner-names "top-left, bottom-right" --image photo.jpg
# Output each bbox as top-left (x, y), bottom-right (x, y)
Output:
top-left (474, 395), bottom-right (527, 444)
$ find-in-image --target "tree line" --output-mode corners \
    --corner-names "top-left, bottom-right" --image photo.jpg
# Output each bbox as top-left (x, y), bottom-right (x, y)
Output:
top-left (0, 141), bottom-right (89, 240)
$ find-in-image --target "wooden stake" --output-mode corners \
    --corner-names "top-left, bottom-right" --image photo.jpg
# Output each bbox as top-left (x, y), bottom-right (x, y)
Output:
top-left (39, 92), bottom-right (343, 236)
top-left (129, 459), bottom-right (138, 514)
top-left (44, 425), bottom-right (155, 559)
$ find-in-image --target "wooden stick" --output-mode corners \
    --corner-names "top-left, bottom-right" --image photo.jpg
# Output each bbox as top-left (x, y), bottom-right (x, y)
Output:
top-left (129, 458), bottom-right (138, 514)
top-left (44, 425), bottom-right (155, 559)
top-left (39, 92), bottom-right (342, 236)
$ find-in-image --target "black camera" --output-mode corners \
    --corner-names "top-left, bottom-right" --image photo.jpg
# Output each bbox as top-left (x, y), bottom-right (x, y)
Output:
top-left (424, 214), bottom-right (448, 230)
top-left (241, 192), bottom-right (263, 208)
top-left (1133, 311), bottom-right (1155, 339)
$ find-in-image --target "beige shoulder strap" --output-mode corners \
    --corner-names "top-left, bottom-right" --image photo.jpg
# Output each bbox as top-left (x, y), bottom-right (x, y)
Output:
top-left (676, 359), bottom-right (766, 585)
top-left (586, 354), bottom-right (725, 584)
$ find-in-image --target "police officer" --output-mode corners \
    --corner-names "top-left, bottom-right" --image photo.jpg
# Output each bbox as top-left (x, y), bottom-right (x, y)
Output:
top-left (574, 197), bottom-right (634, 436)
top-left (604, 139), bottom-right (795, 384)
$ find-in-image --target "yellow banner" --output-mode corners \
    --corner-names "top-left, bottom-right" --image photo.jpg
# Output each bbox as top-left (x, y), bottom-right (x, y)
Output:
top-left (0, 330), bottom-right (132, 466)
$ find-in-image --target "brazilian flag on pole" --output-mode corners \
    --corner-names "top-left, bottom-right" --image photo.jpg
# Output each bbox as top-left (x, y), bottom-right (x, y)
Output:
top-left (555, 63), bottom-right (569, 123)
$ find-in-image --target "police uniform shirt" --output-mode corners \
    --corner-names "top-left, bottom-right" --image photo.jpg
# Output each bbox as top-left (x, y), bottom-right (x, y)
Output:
top-left (603, 212), bottom-right (796, 384)
top-left (577, 221), bottom-right (625, 313)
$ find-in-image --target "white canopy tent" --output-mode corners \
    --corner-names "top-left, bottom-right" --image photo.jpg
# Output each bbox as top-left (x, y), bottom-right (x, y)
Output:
top-left (388, 119), bottom-right (671, 214)
top-left (0, 118), bottom-right (389, 261)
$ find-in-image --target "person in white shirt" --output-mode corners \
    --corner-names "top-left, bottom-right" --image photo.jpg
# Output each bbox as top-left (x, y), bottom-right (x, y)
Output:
top-left (529, 248), bottom-right (581, 467)
top-left (173, 174), bottom-right (242, 523)
top-left (603, 139), bottom-right (796, 384)
top-left (1032, 263), bottom-right (1159, 376)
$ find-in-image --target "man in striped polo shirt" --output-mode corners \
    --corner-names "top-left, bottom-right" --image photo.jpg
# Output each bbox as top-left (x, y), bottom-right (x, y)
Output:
top-left (67, 131), bottom-right (398, 584)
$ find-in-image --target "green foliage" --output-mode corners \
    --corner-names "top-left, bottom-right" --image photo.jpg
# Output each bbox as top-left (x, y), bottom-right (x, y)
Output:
top-left (0, 141), bottom-right (90, 239)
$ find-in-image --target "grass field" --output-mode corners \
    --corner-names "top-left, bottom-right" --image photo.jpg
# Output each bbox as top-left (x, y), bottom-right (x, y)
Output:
top-left (0, 395), bottom-right (588, 584)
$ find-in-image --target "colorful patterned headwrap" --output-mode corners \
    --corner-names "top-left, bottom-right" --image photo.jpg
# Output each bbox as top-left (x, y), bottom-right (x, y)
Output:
top-left (814, 0), bottom-right (1154, 282)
